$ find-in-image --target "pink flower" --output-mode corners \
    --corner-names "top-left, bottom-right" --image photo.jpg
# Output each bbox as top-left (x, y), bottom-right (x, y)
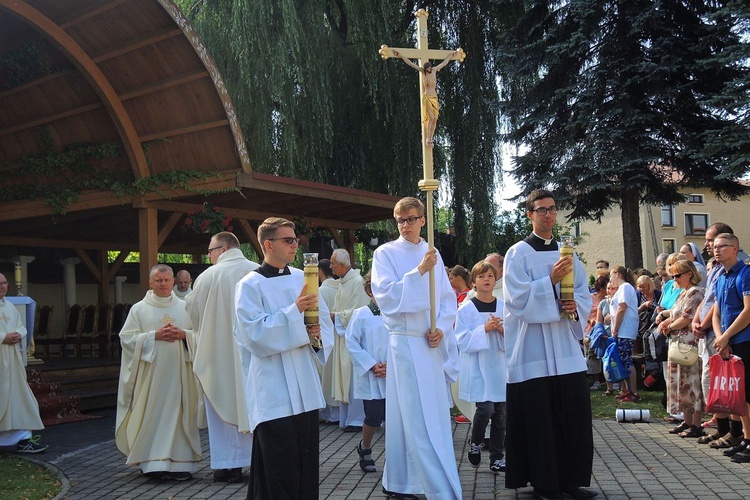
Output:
top-left (184, 217), bottom-right (192, 225)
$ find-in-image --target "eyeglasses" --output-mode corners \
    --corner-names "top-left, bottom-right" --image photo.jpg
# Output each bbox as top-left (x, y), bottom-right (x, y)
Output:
top-left (207, 246), bottom-right (224, 254)
top-left (395, 216), bottom-right (423, 226)
top-left (714, 244), bottom-right (736, 251)
top-left (530, 206), bottom-right (558, 216)
top-left (268, 237), bottom-right (300, 245)
top-left (672, 272), bottom-right (689, 279)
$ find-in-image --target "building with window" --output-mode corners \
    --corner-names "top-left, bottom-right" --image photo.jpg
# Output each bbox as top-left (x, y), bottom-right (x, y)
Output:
top-left (565, 185), bottom-right (750, 277)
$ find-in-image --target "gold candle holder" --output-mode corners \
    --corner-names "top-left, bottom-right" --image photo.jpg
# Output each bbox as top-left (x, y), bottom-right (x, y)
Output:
top-left (14, 262), bottom-right (23, 296)
top-left (559, 235), bottom-right (577, 321)
top-left (303, 252), bottom-right (322, 349)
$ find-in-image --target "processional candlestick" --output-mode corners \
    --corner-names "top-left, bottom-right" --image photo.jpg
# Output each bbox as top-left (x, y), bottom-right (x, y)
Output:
top-left (379, 9), bottom-right (465, 333)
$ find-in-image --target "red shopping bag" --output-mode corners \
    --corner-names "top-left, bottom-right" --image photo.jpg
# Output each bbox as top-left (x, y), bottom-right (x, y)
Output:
top-left (706, 354), bottom-right (747, 416)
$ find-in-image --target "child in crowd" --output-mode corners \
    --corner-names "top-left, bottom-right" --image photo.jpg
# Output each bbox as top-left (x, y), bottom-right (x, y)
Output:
top-left (455, 260), bottom-right (507, 473)
top-left (345, 272), bottom-right (388, 473)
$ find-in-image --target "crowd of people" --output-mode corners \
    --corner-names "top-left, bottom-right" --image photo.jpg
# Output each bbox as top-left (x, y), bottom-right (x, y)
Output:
top-left (6, 190), bottom-right (750, 499)
top-left (583, 222), bottom-right (750, 465)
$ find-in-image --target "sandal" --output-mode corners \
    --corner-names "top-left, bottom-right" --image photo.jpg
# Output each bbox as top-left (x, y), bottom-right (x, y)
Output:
top-left (679, 426), bottom-right (705, 438)
top-left (698, 431), bottom-right (722, 444)
top-left (669, 422), bottom-right (690, 434)
top-left (709, 433), bottom-right (743, 449)
top-left (357, 440), bottom-right (376, 473)
top-left (603, 390), bottom-right (614, 396)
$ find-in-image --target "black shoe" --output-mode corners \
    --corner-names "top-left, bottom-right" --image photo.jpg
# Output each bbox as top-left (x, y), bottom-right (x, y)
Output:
top-left (343, 425), bottom-right (362, 432)
top-left (142, 471), bottom-right (166, 479)
top-left (723, 443), bottom-right (747, 457)
top-left (214, 467), bottom-right (243, 483)
top-left (382, 487), bottom-right (418, 499)
top-left (731, 448), bottom-right (750, 463)
top-left (563, 486), bottom-right (598, 499)
top-left (533, 488), bottom-right (563, 500)
top-left (489, 459), bottom-right (506, 473)
top-left (468, 442), bottom-right (481, 468)
top-left (165, 471), bottom-right (193, 481)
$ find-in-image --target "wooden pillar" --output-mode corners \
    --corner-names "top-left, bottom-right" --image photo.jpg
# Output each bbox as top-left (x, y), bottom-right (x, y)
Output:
top-left (344, 229), bottom-right (356, 267)
top-left (138, 208), bottom-right (158, 295)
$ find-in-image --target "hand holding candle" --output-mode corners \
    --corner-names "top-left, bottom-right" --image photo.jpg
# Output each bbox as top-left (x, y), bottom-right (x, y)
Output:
top-left (302, 253), bottom-right (322, 349)
top-left (559, 235), bottom-right (578, 321)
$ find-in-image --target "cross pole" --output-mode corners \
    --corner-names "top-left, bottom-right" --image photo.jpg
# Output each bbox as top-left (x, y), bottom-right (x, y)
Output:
top-left (379, 9), bottom-right (465, 333)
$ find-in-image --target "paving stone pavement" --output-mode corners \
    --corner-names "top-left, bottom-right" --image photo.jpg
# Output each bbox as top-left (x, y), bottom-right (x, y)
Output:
top-left (29, 411), bottom-right (750, 499)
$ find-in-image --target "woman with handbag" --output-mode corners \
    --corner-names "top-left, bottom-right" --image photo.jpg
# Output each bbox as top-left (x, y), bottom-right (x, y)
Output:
top-left (659, 259), bottom-right (705, 438)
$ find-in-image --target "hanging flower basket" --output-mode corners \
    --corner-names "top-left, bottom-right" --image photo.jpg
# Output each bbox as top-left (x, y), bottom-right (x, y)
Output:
top-left (183, 202), bottom-right (233, 234)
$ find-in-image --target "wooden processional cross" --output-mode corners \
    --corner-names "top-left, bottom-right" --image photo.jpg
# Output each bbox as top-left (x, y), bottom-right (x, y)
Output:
top-left (379, 9), bottom-right (465, 332)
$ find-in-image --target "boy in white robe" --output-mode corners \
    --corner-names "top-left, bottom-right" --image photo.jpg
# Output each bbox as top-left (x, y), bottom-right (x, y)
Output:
top-left (456, 261), bottom-right (507, 474)
top-left (115, 265), bottom-right (202, 481)
top-left (234, 217), bottom-right (333, 499)
top-left (371, 197), bottom-right (461, 500)
top-left (0, 273), bottom-right (47, 454)
top-left (503, 190), bottom-right (596, 500)
top-left (345, 271), bottom-right (388, 473)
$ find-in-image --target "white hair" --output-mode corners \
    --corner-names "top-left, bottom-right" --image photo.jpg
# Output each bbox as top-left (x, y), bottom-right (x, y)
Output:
top-left (332, 248), bottom-right (351, 267)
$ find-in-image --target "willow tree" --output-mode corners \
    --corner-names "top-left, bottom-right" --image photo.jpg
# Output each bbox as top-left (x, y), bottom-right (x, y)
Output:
top-left (495, 0), bottom-right (750, 268)
top-left (175, 0), bottom-right (506, 265)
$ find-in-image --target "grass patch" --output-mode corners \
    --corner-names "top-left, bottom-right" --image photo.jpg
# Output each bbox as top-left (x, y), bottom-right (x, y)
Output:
top-left (0, 455), bottom-right (60, 500)
top-left (590, 386), bottom-right (668, 420)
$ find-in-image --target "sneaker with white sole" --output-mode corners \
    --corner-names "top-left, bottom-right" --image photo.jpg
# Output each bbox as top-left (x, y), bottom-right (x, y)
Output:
top-left (589, 382), bottom-right (601, 391)
top-left (489, 459), bottom-right (506, 473)
top-left (16, 435), bottom-right (48, 454)
top-left (468, 442), bottom-right (481, 467)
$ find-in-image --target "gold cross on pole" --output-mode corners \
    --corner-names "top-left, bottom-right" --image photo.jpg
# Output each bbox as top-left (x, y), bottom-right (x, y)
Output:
top-left (379, 9), bottom-right (465, 333)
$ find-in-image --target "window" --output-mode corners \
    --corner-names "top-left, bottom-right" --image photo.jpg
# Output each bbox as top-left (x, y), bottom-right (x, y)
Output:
top-left (572, 221), bottom-right (581, 239)
top-left (661, 204), bottom-right (675, 227)
top-left (663, 239), bottom-right (676, 254)
top-left (685, 213), bottom-right (709, 236)
top-left (688, 194), bottom-right (704, 204)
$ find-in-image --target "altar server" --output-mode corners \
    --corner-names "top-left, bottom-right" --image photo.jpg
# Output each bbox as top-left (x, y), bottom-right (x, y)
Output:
top-left (234, 217), bottom-right (333, 499)
top-left (371, 196), bottom-right (461, 500)
top-left (115, 265), bottom-right (201, 480)
top-left (457, 260), bottom-right (507, 474)
top-left (0, 273), bottom-right (47, 453)
top-left (503, 189), bottom-right (596, 500)
top-left (185, 231), bottom-right (258, 483)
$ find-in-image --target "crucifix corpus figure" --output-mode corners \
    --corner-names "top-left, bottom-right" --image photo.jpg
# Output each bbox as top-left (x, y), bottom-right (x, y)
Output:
top-left (392, 49), bottom-right (458, 147)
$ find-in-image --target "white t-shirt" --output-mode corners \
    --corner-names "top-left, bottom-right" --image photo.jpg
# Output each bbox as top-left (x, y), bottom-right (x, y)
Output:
top-left (611, 282), bottom-right (639, 340)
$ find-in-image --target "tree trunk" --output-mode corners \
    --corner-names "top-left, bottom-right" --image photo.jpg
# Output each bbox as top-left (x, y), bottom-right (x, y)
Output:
top-left (620, 190), bottom-right (643, 269)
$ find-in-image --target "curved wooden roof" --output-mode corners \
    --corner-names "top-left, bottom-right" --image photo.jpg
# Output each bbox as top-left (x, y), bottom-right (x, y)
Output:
top-left (0, 0), bottom-right (397, 268)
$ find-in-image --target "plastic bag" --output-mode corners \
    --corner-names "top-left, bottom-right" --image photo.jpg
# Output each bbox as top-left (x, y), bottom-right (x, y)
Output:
top-left (706, 354), bottom-right (747, 416)
top-left (603, 338), bottom-right (630, 383)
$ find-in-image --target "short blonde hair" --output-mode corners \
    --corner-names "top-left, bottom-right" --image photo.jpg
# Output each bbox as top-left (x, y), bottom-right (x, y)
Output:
top-left (665, 252), bottom-right (687, 268)
top-left (670, 259), bottom-right (702, 287)
top-left (636, 275), bottom-right (654, 293)
top-left (393, 197), bottom-right (424, 217)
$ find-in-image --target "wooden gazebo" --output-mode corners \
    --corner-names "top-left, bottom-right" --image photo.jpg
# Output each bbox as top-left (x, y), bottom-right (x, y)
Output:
top-left (0, 0), bottom-right (398, 300)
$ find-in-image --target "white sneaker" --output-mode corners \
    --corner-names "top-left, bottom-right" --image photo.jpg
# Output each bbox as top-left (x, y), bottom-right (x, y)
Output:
top-left (589, 382), bottom-right (601, 391)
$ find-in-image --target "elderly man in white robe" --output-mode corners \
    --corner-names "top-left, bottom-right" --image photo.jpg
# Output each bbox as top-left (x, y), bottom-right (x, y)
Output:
top-left (235, 216), bottom-right (333, 499)
top-left (0, 273), bottom-right (47, 454)
top-left (372, 196), bottom-right (461, 500)
top-left (173, 270), bottom-right (192, 299)
top-left (329, 248), bottom-right (370, 431)
top-left (115, 264), bottom-right (202, 481)
top-left (318, 258), bottom-right (340, 424)
top-left (185, 231), bottom-right (258, 483)
top-left (503, 189), bottom-right (596, 500)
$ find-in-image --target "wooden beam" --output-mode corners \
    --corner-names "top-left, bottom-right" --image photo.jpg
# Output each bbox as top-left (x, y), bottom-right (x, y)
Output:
top-left (139, 120), bottom-right (229, 142)
top-left (344, 230), bottom-right (356, 268)
top-left (158, 212), bottom-right (184, 246)
top-left (91, 27), bottom-right (183, 63)
top-left (0, 236), bottom-right (138, 251)
top-left (141, 200), bottom-right (363, 231)
top-left (106, 250), bottom-right (131, 283)
top-left (0, 103), bottom-right (101, 138)
top-left (74, 249), bottom-right (102, 282)
top-left (120, 70), bottom-right (209, 101)
top-left (328, 228), bottom-right (345, 250)
top-left (236, 219), bottom-right (263, 258)
top-left (0, 0), bottom-right (151, 180)
top-left (0, 71), bottom-right (66, 100)
top-left (138, 208), bottom-right (158, 295)
top-left (59, 0), bottom-right (131, 30)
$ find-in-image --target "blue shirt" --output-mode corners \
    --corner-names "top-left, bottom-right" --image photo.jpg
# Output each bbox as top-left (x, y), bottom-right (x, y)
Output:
top-left (716, 260), bottom-right (750, 345)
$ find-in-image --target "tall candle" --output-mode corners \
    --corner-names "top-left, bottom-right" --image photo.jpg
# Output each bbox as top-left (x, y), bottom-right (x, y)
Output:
top-left (14, 263), bottom-right (22, 288)
top-left (559, 236), bottom-right (574, 301)
top-left (303, 253), bottom-right (319, 326)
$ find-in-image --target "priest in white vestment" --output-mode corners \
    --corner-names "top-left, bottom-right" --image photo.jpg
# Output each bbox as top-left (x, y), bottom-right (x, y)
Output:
top-left (234, 217), bottom-right (333, 499)
top-left (0, 274), bottom-right (47, 454)
top-left (115, 265), bottom-right (202, 480)
top-left (502, 190), bottom-right (596, 500)
top-left (317, 258), bottom-right (340, 423)
top-left (173, 270), bottom-right (192, 299)
top-left (371, 197), bottom-right (461, 500)
top-left (329, 248), bottom-right (370, 430)
top-left (185, 231), bottom-right (258, 483)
